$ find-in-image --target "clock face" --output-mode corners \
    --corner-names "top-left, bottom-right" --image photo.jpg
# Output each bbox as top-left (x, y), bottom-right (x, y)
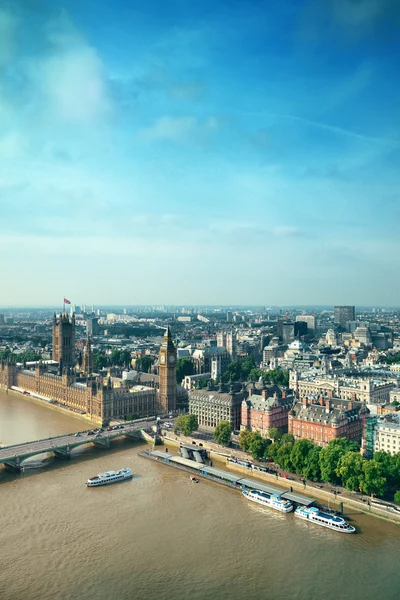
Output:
top-left (160, 354), bottom-right (166, 364)
top-left (168, 355), bottom-right (176, 364)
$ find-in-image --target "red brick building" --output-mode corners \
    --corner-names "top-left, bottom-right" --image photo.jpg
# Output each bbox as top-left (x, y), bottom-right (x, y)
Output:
top-left (241, 389), bottom-right (294, 437)
top-left (288, 396), bottom-right (370, 447)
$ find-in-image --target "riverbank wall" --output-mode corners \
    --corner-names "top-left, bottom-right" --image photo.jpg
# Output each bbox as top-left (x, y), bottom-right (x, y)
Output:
top-left (161, 432), bottom-right (400, 525)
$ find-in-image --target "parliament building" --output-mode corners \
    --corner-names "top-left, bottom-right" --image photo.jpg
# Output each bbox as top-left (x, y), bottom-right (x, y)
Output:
top-left (0, 316), bottom-right (177, 425)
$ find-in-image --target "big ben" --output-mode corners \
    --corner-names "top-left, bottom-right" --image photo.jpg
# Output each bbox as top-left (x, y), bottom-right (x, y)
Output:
top-left (159, 326), bottom-right (177, 412)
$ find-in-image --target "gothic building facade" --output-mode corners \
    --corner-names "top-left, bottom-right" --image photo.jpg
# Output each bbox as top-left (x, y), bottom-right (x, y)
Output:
top-left (158, 326), bottom-right (177, 412)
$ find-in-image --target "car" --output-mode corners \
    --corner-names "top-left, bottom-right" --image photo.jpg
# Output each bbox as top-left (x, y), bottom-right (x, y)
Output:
top-left (107, 427), bottom-right (112, 431)
top-left (87, 431), bottom-right (94, 435)
top-left (74, 433), bottom-right (81, 437)
top-left (95, 434), bottom-right (101, 438)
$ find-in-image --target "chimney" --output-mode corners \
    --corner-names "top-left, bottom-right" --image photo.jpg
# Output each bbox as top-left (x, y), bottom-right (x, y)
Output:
top-left (281, 390), bottom-right (286, 399)
top-left (325, 399), bottom-right (331, 413)
top-left (348, 401), bottom-right (353, 410)
top-left (262, 389), bottom-right (267, 399)
top-left (319, 396), bottom-right (324, 406)
top-left (303, 397), bottom-right (308, 407)
top-left (328, 389), bottom-right (333, 398)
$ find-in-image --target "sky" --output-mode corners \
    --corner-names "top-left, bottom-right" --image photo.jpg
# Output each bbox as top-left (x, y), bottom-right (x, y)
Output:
top-left (0, 0), bottom-right (399, 307)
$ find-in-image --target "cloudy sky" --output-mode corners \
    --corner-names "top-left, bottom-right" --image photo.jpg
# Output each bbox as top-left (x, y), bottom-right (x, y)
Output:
top-left (0, 0), bottom-right (399, 307)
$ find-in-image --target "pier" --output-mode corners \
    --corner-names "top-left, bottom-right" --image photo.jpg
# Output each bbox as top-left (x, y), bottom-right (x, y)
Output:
top-left (0, 420), bottom-right (157, 472)
top-left (140, 450), bottom-right (316, 506)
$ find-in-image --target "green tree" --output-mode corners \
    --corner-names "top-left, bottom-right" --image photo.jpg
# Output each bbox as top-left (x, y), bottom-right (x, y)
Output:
top-left (239, 429), bottom-right (252, 452)
top-left (336, 452), bottom-right (364, 491)
top-left (248, 432), bottom-right (266, 461)
top-left (290, 439), bottom-right (314, 475)
top-left (319, 438), bottom-right (358, 483)
top-left (359, 460), bottom-right (387, 497)
top-left (110, 349), bottom-right (132, 367)
top-left (93, 350), bottom-right (108, 371)
top-left (266, 442), bottom-right (281, 462)
top-left (391, 400), bottom-right (400, 407)
top-left (281, 433), bottom-right (295, 445)
top-left (267, 427), bottom-right (283, 442)
top-left (276, 442), bottom-right (295, 472)
top-left (374, 451), bottom-right (400, 489)
top-left (173, 414), bottom-right (198, 437)
top-left (214, 421), bottom-right (233, 445)
top-left (136, 355), bottom-right (154, 373)
top-left (263, 369), bottom-right (289, 386)
top-left (176, 358), bottom-right (195, 383)
top-left (394, 491), bottom-right (400, 505)
top-left (302, 446), bottom-right (321, 481)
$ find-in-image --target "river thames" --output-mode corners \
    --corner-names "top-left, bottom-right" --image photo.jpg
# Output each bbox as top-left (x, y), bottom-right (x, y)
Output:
top-left (1, 390), bottom-right (400, 600)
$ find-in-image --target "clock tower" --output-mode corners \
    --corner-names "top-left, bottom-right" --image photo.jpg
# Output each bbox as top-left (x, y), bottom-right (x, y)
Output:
top-left (159, 326), bottom-right (177, 412)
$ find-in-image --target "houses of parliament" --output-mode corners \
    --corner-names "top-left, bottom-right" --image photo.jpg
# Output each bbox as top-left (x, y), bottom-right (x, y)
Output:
top-left (0, 314), bottom-right (177, 424)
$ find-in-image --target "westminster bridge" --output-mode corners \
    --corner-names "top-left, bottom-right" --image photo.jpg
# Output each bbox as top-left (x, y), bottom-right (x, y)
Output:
top-left (0, 420), bottom-right (159, 472)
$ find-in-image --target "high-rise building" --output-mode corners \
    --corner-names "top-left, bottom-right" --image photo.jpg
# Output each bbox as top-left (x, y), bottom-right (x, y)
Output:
top-left (0, 314), bottom-right (5, 325)
top-left (159, 327), bottom-right (177, 412)
top-left (295, 315), bottom-right (315, 335)
top-left (87, 317), bottom-right (99, 336)
top-left (52, 313), bottom-right (75, 367)
top-left (334, 306), bottom-right (355, 327)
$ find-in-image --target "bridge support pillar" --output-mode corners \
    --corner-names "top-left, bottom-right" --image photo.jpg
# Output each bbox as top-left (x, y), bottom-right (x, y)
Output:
top-left (3, 458), bottom-right (22, 473)
top-left (53, 447), bottom-right (71, 460)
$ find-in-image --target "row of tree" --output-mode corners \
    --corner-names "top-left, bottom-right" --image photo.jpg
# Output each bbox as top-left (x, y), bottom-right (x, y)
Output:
top-left (238, 430), bottom-right (400, 500)
top-left (0, 348), bottom-right (41, 363)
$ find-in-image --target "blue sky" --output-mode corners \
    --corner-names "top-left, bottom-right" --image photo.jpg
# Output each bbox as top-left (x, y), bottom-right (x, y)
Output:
top-left (0, 0), bottom-right (399, 306)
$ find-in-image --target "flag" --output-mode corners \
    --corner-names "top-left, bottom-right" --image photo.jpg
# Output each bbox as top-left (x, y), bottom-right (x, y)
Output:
top-left (64, 298), bottom-right (71, 305)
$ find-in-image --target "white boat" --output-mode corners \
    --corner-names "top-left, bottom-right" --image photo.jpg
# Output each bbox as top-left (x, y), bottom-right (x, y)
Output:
top-left (295, 506), bottom-right (355, 533)
top-left (242, 489), bottom-right (293, 513)
top-left (86, 468), bottom-right (133, 487)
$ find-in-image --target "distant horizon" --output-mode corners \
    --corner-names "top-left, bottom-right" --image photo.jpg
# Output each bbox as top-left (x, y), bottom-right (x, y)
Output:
top-left (1, 304), bottom-right (399, 311)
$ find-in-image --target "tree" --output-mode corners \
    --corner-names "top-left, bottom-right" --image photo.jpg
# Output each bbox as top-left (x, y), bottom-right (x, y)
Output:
top-left (290, 439), bottom-right (314, 475)
top-left (302, 446), bottom-right (321, 481)
top-left (267, 427), bottom-right (283, 442)
top-left (248, 432), bottom-right (266, 461)
top-left (173, 414), bottom-right (198, 437)
top-left (266, 442), bottom-right (280, 461)
top-left (394, 491), bottom-right (400, 505)
top-left (319, 438), bottom-right (358, 483)
top-left (93, 350), bottom-right (108, 371)
top-left (281, 433), bottom-right (295, 445)
top-left (374, 451), bottom-right (400, 489)
top-left (359, 460), bottom-right (387, 497)
top-left (136, 355), bottom-right (154, 373)
top-left (263, 369), bottom-right (289, 386)
top-left (176, 358), bottom-right (195, 383)
top-left (336, 452), bottom-right (364, 491)
top-left (214, 421), bottom-right (233, 445)
top-left (276, 442), bottom-right (295, 472)
top-left (110, 349), bottom-right (132, 367)
top-left (239, 429), bottom-right (252, 452)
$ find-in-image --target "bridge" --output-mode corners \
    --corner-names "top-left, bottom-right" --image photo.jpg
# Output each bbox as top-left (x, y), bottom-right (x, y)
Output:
top-left (0, 420), bottom-right (158, 472)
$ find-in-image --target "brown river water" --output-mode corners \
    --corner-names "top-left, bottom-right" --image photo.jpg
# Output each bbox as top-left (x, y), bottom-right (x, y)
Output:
top-left (1, 389), bottom-right (400, 600)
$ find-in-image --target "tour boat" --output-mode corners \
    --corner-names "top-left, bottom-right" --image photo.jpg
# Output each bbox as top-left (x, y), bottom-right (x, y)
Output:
top-left (295, 506), bottom-right (355, 533)
top-left (86, 468), bottom-right (133, 487)
top-left (242, 489), bottom-right (293, 513)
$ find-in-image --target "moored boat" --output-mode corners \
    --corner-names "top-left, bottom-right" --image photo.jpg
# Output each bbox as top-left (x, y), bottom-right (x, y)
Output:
top-left (86, 468), bottom-right (133, 487)
top-left (242, 489), bottom-right (293, 513)
top-left (295, 506), bottom-right (355, 533)
top-left (190, 476), bottom-right (199, 483)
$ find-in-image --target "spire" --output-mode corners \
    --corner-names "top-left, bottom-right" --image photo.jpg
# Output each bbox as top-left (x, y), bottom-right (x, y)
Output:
top-left (164, 326), bottom-right (172, 340)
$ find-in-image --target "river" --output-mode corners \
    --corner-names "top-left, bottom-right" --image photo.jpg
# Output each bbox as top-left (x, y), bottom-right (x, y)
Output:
top-left (1, 390), bottom-right (400, 600)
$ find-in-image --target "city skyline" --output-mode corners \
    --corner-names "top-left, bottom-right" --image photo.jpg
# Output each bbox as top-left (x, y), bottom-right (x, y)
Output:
top-left (1, 1), bottom-right (399, 306)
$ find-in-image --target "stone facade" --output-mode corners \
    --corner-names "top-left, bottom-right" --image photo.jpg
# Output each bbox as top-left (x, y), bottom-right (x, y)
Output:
top-left (0, 361), bottom-right (156, 425)
top-left (52, 313), bottom-right (75, 367)
top-left (158, 327), bottom-right (177, 412)
top-left (288, 396), bottom-right (370, 447)
top-left (189, 384), bottom-right (246, 431)
top-left (290, 372), bottom-right (395, 405)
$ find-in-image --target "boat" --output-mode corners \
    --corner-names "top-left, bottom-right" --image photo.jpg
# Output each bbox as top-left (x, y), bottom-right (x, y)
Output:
top-left (86, 468), bottom-right (133, 487)
top-left (190, 476), bottom-right (199, 483)
top-left (242, 489), bottom-right (293, 513)
top-left (295, 506), bottom-right (355, 533)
